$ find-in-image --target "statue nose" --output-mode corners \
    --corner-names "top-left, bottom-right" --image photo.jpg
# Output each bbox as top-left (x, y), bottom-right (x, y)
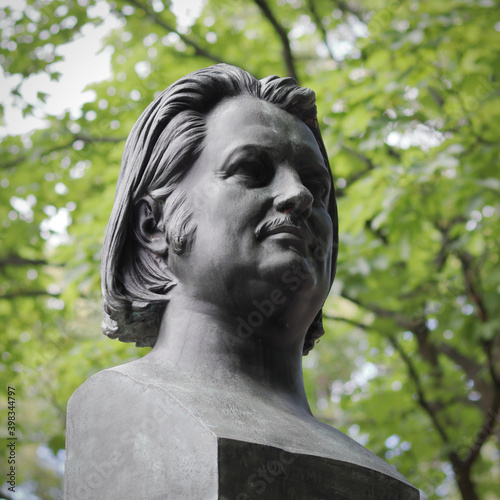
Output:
top-left (273, 169), bottom-right (313, 218)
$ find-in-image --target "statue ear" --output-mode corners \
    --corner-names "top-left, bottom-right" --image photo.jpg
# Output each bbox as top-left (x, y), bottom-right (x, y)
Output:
top-left (133, 196), bottom-right (168, 255)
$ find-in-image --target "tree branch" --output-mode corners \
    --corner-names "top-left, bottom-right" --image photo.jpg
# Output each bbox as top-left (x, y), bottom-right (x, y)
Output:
top-left (457, 251), bottom-right (488, 322)
top-left (323, 314), bottom-right (369, 329)
top-left (124, 0), bottom-right (227, 64)
top-left (74, 134), bottom-right (127, 144)
top-left (341, 294), bottom-right (440, 370)
top-left (483, 338), bottom-right (500, 388)
top-left (0, 290), bottom-right (56, 300)
top-left (341, 145), bottom-right (378, 193)
top-left (438, 343), bottom-right (481, 376)
top-left (340, 266), bottom-right (492, 499)
top-left (433, 219), bottom-right (463, 272)
top-left (0, 134), bottom-right (125, 170)
top-left (388, 335), bottom-right (451, 445)
top-left (335, 0), bottom-right (365, 21)
top-left (253, 0), bottom-right (299, 82)
top-left (463, 390), bottom-right (500, 468)
top-left (0, 255), bottom-right (48, 268)
top-left (340, 292), bottom-right (408, 325)
top-left (428, 86), bottom-right (445, 108)
top-left (342, 145), bottom-right (376, 184)
top-left (455, 250), bottom-right (500, 386)
top-left (438, 342), bottom-right (493, 400)
top-left (0, 138), bottom-right (73, 170)
top-left (306, 0), bottom-right (336, 61)
top-left (365, 219), bottom-right (389, 245)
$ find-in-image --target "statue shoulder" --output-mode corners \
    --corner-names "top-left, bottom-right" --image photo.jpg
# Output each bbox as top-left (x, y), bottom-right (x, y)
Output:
top-left (68, 364), bottom-right (137, 407)
top-left (65, 362), bottom-right (219, 500)
top-left (68, 359), bottom-right (174, 407)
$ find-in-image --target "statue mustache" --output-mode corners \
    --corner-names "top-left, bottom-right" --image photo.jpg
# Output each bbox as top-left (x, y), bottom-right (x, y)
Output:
top-left (256, 215), bottom-right (313, 245)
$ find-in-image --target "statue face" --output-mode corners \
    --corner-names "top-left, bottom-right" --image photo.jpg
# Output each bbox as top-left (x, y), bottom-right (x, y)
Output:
top-left (168, 96), bottom-right (333, 334)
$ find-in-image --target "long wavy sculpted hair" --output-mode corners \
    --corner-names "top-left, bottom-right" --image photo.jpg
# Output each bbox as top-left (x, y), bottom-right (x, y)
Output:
top-left (101, 64), bottom-right (338, 355)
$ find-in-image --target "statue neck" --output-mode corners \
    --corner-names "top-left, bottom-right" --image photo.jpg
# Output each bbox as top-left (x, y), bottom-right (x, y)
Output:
top-left (144, 291), bottom-right (312, 414)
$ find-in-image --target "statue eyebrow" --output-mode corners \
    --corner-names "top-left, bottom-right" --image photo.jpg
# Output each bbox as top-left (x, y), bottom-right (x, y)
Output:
top-left (220, 144), bottom-right (273, 168)
top-left (300, 160), bottom-right (331, 179)
top-left (219, 142), bottom-right (329, 180)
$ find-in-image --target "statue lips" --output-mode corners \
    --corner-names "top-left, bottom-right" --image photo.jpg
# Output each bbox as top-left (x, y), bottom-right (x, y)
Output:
top-left (257, 219), bottom-right (313, 254)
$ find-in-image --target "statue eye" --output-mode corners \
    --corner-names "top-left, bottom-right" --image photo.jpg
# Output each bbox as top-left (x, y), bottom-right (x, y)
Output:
top-left (232, 160), bottom-right (269, 184)
top-left (305, 179), bottom-right (329, 204)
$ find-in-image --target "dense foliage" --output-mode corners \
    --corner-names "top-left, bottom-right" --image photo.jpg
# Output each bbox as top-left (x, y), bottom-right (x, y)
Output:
top-left (1, 1), bottom-right (499, 499)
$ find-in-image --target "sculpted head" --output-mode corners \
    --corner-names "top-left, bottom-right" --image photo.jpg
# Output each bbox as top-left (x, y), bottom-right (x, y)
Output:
top-left (101, 64), bottom-right (338, 354)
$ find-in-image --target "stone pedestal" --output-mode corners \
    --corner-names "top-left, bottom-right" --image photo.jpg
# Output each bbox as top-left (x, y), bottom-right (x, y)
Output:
top-left (218, 439), bottom-right (418, 500)
top-left (65, 366), bottom-right (419, 500)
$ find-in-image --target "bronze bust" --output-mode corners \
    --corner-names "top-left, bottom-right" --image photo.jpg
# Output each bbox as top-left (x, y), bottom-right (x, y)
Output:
top-left (64, 65), bottom-right (418, 499)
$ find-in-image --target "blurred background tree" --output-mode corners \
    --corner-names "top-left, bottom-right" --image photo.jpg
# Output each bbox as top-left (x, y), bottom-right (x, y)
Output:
top-left (0, 0), bottom-right (499, 499)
